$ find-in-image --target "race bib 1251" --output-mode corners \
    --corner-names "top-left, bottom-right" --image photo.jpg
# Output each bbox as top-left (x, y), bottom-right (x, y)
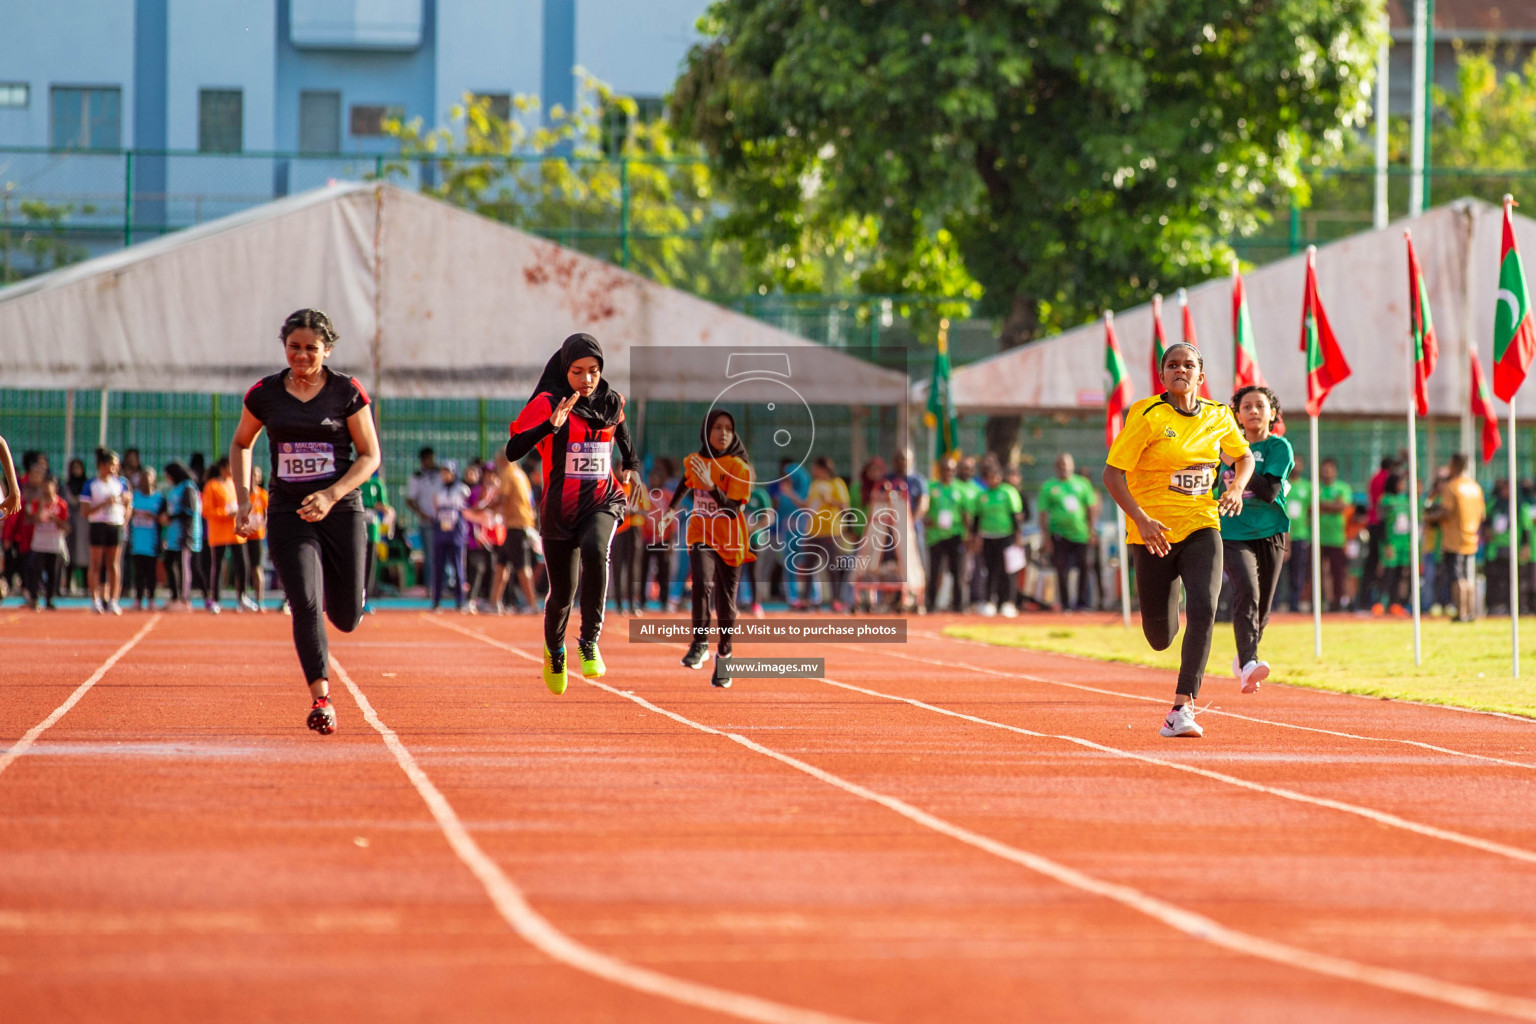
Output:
top-left (565, 441), bottom-right (611, 480)
top-left (277, 442), bottom-right (336, 482)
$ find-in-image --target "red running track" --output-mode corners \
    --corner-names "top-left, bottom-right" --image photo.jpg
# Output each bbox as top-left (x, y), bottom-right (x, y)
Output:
top-left (3, 610), bottom-right (1536, 1022)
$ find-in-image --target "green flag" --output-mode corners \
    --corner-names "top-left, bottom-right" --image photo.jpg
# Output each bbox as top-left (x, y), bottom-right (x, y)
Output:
top-left (926, 320), bottom-right (960, 462)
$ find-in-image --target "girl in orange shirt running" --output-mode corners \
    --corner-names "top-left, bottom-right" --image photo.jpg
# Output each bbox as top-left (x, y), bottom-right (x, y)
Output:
top-left (666, 410), bottom-right (754, 688)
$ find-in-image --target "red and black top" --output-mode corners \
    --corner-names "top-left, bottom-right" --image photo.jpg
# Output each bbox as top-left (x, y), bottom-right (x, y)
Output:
top-left (507, 392), bottom-right (640, 541)
top-left (244, 369), bottom-right (370, 513)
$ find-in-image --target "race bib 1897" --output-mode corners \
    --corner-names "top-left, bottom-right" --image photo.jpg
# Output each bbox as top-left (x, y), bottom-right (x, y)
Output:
top-left (1168, 463), bottom-right (1217, 497)
top-left (278, 442), bottom-right (336, 482)
top-left (565, 441), bottom-right (611, 480)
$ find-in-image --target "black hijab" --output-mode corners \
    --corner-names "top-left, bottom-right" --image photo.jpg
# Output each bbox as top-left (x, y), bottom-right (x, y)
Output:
top-left (530, 333), bottom-right (625, 429)
top-left (699, 409), bottom-right (749, 461)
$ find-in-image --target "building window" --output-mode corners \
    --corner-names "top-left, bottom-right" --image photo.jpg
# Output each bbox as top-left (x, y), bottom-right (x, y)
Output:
top-left (472, 92), bottom-right (511, 122)
top-left (350, 104), bottom-right (403, 137)
top-left (600, 96), bottom-right (665, 156)
top-left (50, 86), bottom-right (121, 150)
top-left (198, 89), bottom-right (243, 153)
top-left (299, 90), bottom-right (341, 153)
top-left (0, 83), bottom-right (29, 108)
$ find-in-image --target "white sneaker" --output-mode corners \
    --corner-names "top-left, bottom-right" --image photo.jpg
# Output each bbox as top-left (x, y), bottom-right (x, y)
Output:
top-left (108, 601), bottom-right (123, 616)
top-left (239, 595), bottom-right (259, 612)
top-left (979, 602), bottom-right (998, 617)
top-left (1160, 704), bottom-right (1203, 738)
top-left (91, 598), bottom-right (104, 614)
top-left (1000, 602), bottom-right (1018, 618)
top-left (1241, 660), bottom-right (1268, 693)
top-left (205, 601), bottom-right (222, 615)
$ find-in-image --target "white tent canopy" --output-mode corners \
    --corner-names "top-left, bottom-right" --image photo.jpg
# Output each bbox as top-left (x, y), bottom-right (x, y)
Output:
top-left (0, 182), bottom-right (909, 405)
top-left (935, 198), bottom-right (1536, 418)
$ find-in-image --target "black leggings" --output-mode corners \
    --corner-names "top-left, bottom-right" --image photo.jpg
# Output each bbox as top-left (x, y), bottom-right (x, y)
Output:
top-left (132, 553), bottom-right (158, 603)
top-left (1050, 537), bottom-right (1090, 610)
top-left (610, 528), bottom-right (639, 611)
top-left (1132, 527), bottom-right (1223, 699)
top-left (980, 536), bottom-right (1013, 607)
top-left (543, 511), bottom-right (617, 652)
top-left (268, 504), bottom-right (367, 685)
top-left (209, 543), bottom-right (247, 604)
top-left (644, 544), bottom-right (671, 608)
top-left (162, 549), bottom-right (188, 603)
top-left (1223, 534), bottom-right (1287, 666)
top-left (24, 552), bottom-right (61, 606)
top-left (690, 544), bottom-right (741, 657)
top-left (926, 536), bottom-right (966, 611)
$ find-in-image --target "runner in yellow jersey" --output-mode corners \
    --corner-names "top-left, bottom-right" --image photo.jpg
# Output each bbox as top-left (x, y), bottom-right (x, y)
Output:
top-left (1103, 343), bottom-right (1254, 738)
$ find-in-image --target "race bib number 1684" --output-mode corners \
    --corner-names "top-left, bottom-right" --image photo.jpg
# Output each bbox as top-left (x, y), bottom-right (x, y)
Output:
top-left (1168, 463), bottom-right (1217, 497)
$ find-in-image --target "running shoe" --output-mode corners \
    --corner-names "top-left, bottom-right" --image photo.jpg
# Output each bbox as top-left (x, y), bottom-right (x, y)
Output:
top-left (681, 641), bottom-right (710, 670)
top-left (750, 603), bottom-right (765, 619)
top-left (711, 661), bottom-right (731, 689)
top-left (578, 639), bottom-right (605, 679)
top-left (543, 646), bottom-right (568, 695)
top-left (1242, 660), bottom-right (1269, 693)
top-left (91, 597), bottom-right (104, 614)
top-left (108, 601), bottom-right (123, 616)
top-left (307, 696), bottom-right (337, 735)
top-left (205, 601), bottom-right (222, 615)
top-left (1000, 602), bottom-right (1018, 618)
top-left (240, 595), bottom-right (259, 612)
top-left (978, 602), bottom-right (997, 617)
top-left (1160, 704), bottom-right (1203, 738)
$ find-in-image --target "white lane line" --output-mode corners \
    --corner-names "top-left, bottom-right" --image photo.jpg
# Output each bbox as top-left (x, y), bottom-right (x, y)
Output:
top-left (875, 646), bottom-right (1536, 772)
top-left (434, 623), bottom-right (1536, 1022)
top-left (328, 654), bottom-right (867, 1024)
top-left (913, 627), bottom-right (1536, 727)
top-left (0, 616), bottom-right (160, 779)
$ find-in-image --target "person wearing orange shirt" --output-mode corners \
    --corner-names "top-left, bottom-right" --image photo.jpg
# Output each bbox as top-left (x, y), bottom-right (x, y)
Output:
top-left (245, 465), bottom-right (270, 612)
top-left (666, 410), bottom-right (754, 688)
top-left (202, 457), bottom-right (248, 613)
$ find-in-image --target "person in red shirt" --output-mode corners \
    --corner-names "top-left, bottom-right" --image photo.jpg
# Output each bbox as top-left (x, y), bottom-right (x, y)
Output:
top-left (1361, 455), bottom-right (1398, 612)
top-left (506, 334), bottom-right (640, 694)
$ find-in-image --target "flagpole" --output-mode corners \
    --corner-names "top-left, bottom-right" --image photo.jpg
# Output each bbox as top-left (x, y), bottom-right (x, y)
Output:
top-left (1310, 414), bottom-right (1323, 657)
top-left (1117, 506), bottom-right (1131, 628)
top-left (1408, 370), bottom-right (1423, 666)
top-left (1511, 397), bottom-right (1520, 677)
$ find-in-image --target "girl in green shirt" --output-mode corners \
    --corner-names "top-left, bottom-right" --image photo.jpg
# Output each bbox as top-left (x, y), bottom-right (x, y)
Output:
top-left (1376, 473), bottom-right (1412, 615)
top-left (1219, 386), bottom-right (1294, 693)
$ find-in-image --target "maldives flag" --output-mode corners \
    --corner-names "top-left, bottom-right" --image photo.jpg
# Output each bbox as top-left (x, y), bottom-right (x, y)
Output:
top-left (1299, 247), bottom-right (1351, 416)
top-left (1470, 346), bottom-right (1503, 463)
top-left (1174, 288), bottom-right (1214, 399)
top-left (1150, 293), bottom-right (1169, 396)
top-left (1406, 232), bottom-right (1439, 417)
top-left (1493, 196), bottom-right (1536, 402)
top-left (1105, 312), bottom-right (1134, 446)
top-left (1232, 268), bottom-right (1266, 390)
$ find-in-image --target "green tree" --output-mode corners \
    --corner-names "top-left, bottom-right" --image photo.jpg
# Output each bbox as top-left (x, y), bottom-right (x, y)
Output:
top-left (672, 0), bottom-right (1384, 457)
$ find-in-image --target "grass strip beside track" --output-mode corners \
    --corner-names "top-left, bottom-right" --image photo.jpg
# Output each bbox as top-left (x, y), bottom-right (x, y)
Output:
top-left (947, 617), bottom-right (1536, 719)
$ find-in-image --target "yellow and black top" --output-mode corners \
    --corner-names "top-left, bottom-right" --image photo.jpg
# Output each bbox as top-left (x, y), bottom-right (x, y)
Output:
top-left (1106, 394), bottom-right (1250, 546)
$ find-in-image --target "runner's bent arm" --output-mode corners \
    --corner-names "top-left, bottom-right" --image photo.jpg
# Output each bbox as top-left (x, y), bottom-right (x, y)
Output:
top-left (0, 435), bottom-right (19, 518)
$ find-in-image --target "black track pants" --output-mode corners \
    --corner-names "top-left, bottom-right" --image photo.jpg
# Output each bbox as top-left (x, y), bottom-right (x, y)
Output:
top-left (1223, 534), bottom-right (1287, 666)
top-left (926, 535), bottom-right (965, 612)
top-left (268, 503), bottom-right (367, 685)
top-left (1050, 537), bottom-right (1090, 610)
top-left (543, 511), bottom-right (617, 652)
top-left (980, 536), bottom-right (1012, 608)
top-left (1132, 527), bottom-right (1223, 699)
top-left (690, 544), bottom-right (741, 657)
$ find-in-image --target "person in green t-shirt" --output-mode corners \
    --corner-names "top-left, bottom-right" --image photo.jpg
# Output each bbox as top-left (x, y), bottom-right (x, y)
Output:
top-left (971, 459), bottom-right (1024, 616)
top-left (1376, 472), bottom-right (1413, 614)
top-left (359, 472), bottom-right (391, 605)
top-left (1037, 453), bottom-right (1099, 611)
top-left (1218, 386), bottom-right (1294, 692)
top-left (1317, 457), bottom-right (1353, 611)
top-left (1482, 477), bottom-right (1535, 615)
top-left (1283, 460), bottom-right (1311, 611)
top-left (925, 455), bottom-right (974, 612)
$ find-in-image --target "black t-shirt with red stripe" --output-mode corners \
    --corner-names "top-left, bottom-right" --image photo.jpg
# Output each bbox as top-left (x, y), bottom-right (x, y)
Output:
top-left (244, 369), bottom-right (370, 512)
top-left (508, 391), bottom-right (639, 541)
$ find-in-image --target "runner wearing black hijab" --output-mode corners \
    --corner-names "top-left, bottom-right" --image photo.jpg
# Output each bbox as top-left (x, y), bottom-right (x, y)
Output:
top-left (507, 333), bottom-right (640, 693)
top-left (666, 409), bottom-right (754, 687)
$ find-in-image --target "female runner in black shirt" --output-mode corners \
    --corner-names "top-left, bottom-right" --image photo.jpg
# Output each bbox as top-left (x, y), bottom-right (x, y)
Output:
top-left (230, 309), bottom-right (381, 734)
top-left (506, 333), bottom-right (640, 694)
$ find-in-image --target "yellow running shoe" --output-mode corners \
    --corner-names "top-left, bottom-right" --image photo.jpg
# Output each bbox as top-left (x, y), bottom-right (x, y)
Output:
top-left (543, 646), bottom-right (568, 695)
top-left (578, 638), bottom-right (606, 678)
